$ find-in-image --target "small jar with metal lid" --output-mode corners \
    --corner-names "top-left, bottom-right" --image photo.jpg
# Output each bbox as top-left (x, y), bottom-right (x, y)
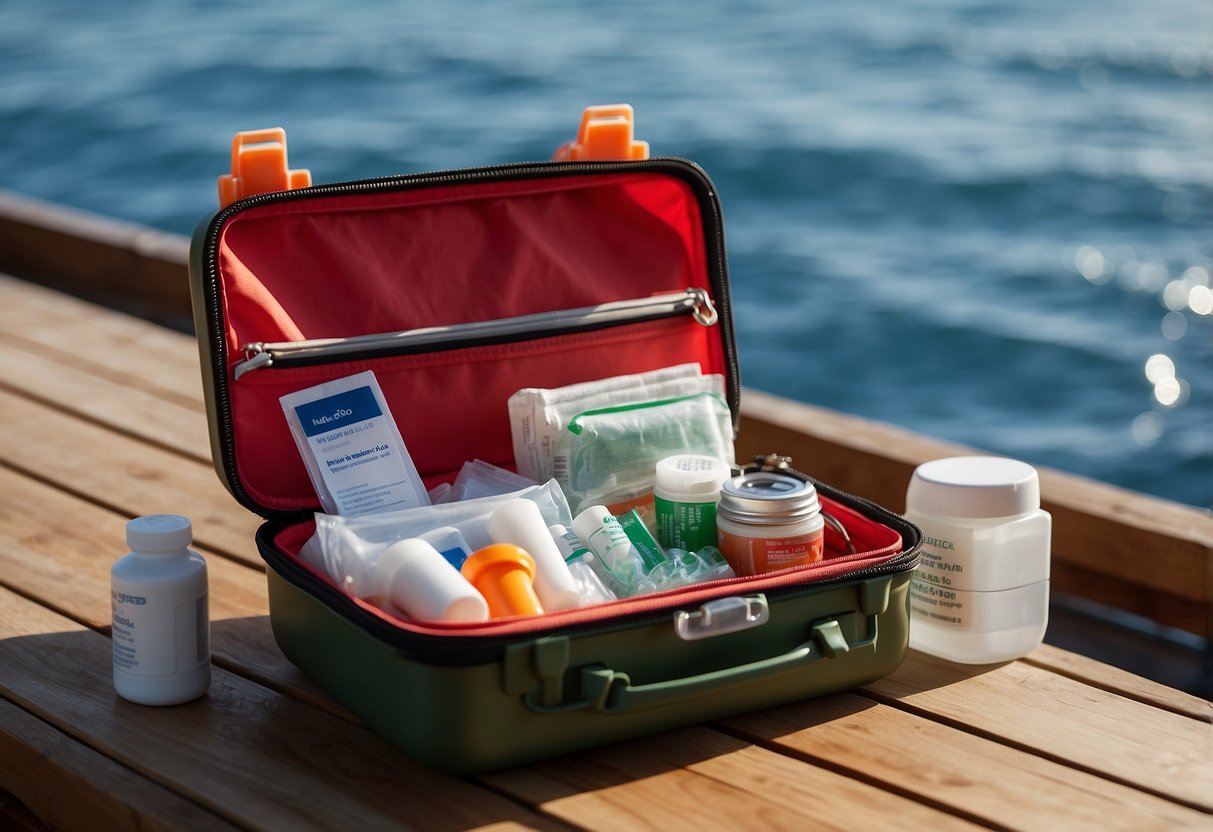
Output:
top-left (716, 471), bottom-right (825, 576)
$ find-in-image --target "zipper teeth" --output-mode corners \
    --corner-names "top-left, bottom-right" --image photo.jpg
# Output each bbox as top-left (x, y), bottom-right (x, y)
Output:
top-left (251, 290), bottom-right (700, 356)
top-left (202, 157), bottom-right (740, 519)
top-left (234, 289), bottom-right (709, 379)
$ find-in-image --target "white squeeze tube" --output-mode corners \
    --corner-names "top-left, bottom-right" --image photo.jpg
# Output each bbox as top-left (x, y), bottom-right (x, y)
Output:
top-left (372, 538), bottom-right (489, 622)
top-left (549, 523), bottom-right (617, 605)
top-left (485, 500), bottom-right (582, 611)
top-left (572, 505), bottom-right (641, 571)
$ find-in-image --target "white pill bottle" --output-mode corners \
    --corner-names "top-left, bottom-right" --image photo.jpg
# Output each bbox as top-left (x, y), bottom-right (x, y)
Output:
top-left (904, 457), bottom-right (1051, 664)
top-left (111, 515), bottom-right (211, 705)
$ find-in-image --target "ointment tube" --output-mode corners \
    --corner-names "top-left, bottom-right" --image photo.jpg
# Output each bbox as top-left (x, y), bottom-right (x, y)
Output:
top-left (485, 499), bottom-right (581, 611)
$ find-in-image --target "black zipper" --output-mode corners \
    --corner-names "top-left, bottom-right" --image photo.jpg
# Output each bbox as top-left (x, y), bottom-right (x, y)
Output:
top-left (196, 158), bottom-right (742, 520)
top-left (232, 288), bottom-right (718, 380)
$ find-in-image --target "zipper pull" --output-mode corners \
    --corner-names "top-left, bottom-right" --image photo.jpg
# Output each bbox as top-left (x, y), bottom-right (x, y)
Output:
top-left (233, 347), bottom-right (273, 381)
top-left (689, 287), bottom-right (718, 326)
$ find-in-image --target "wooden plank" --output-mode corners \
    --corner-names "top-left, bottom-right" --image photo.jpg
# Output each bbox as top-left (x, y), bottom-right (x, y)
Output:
top-left (1023, 644), bottom-right (1213, 723)
top-left (0, 793), bottom-right (47, 832)
top-left (485, 725), bottom-right (983, 831)
top-left (0, 338), bottom-right (211, 464)
top-left (0, 273), bottom-right (203, 408)
top-left (0, 586), bottom-right (564, 832)
top-left (860, 651), bottom-right (1213, 811)
top-left (0, 191), bottom-right (192, 327)
top-left (0, 697), bottom-right (238, 831)
top-left (0, 388), bottom-right (263, 568)
top-left (720, 691), bottom-right (1211, 831)
top-left (1050, 561), bottom-right (1208, 638)
top-left (0, 792), bottom-right (50, 832)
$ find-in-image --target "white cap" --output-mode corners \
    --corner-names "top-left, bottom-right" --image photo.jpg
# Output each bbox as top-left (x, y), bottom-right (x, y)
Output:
top-left (907, 456), bottom-right (1041, 519)
top-left (654, 455), bottom-right (731, 502)
top-left (126, 514), bottom-right (193, 552)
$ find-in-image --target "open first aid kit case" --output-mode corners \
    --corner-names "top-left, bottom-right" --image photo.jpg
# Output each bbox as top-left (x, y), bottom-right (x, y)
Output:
top-left (188, 109), bottom-right (922, 773)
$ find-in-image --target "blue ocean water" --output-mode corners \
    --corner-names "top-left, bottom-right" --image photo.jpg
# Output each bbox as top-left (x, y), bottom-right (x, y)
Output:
top-left (2, 1), bottom-right (1210, 508)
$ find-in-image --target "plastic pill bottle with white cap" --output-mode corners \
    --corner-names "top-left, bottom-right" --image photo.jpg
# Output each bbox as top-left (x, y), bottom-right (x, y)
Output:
top-left (653, 454), bottom-right (731, 553)
top-left (111, 515), bottom-right (210, 705)
top-left (904, 456), bottom-right (1051, 664)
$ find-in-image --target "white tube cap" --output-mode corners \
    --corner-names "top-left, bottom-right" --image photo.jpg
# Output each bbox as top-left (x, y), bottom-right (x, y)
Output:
top-left (907, 456), bottom-right (1041, 519)
top-left (374, 538), bottom-right (489, 622)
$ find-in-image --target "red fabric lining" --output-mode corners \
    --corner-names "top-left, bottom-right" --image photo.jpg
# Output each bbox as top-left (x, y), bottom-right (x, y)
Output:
top-left (216, 171), bottom-right (723, 511)
top-left (218, 173), bottom-right (706, 349)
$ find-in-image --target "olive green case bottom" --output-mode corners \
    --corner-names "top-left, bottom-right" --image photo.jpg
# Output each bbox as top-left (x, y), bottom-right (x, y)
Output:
top-left (264, 556), bottom-right (913, 773)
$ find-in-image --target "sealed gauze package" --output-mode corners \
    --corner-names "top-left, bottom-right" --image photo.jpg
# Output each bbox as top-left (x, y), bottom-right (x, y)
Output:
top-left (508, 363), bottom-right (725, 482)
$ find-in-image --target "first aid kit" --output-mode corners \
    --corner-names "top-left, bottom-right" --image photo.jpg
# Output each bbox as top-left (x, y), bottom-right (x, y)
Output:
top-left (189, 108), bottom-right (921, 772)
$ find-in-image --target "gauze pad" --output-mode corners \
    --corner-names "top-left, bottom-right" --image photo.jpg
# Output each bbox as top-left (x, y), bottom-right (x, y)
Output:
top-left (508, 364), bottom-right (725, 482)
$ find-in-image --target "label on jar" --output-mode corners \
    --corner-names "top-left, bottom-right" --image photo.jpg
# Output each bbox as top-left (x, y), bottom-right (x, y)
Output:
top-left (717, 527), bottom-right (823, 576)
top-left (909, 535), bottom-right (970, 627)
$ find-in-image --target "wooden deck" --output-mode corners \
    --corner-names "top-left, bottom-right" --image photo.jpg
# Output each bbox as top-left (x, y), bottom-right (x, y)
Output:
top-left (1, 192), bottom-right (1211, 829)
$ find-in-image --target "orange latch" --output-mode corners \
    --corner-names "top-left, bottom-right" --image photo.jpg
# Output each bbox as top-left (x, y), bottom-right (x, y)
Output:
top-left (552, 104), bottom-right (650, 162)
top-left (217, 128), bottom-right (313, 209)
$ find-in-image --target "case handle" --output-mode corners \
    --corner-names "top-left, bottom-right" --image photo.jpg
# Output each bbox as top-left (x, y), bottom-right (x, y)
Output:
top-left (524, 616), bottom-right (869, 715)
top-left (217, 127), bottom-right (312, 208)
top-left (552, 104), bottom-right (650, 162)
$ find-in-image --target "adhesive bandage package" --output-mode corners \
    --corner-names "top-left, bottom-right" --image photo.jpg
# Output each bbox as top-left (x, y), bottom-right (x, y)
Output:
top-left (281, 371), bottom-right (430, 516)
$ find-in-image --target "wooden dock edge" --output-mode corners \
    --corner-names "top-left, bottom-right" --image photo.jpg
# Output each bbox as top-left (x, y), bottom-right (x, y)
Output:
top-left (0, 190), bottom-right (192, 330)
top-left (2, 188), bottom-right (1211, 638)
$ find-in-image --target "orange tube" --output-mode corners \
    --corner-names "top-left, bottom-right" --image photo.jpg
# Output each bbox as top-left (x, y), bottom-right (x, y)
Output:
top-left (461, 544), bottom-right (545, 618)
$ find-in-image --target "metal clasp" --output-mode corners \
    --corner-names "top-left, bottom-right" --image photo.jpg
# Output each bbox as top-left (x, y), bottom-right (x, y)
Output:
top-left (673, 594), bottom-right (770, 641)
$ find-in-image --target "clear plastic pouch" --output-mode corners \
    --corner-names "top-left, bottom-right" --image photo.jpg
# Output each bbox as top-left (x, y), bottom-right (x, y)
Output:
top-left (557, 392), bottom-right (735, 516)
top-left (303, 479), bottom-right (572, 598)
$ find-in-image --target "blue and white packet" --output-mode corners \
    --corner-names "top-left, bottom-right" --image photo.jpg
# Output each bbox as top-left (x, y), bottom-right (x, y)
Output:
top-left (281, 370), bottom-right (430, 516)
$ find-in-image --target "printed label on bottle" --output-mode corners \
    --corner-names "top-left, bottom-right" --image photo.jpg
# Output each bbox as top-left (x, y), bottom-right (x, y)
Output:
top-left (716, 528), bottom-right (823, 576)
top-left (654, 496), bottom-right (718, 552)
top-left (584, 519), bottom-right (634, 569)
top-left (112, 585), bottom-right (207, 676)
top-left (909, 577), bottom-right (972, 627)
top-left (909, 536), bottom-right (970, 627)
